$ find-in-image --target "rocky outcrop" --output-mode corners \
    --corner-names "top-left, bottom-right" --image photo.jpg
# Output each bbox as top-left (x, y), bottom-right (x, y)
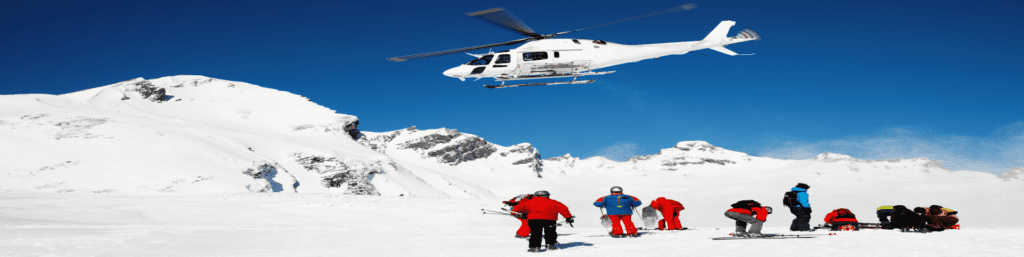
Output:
top-left (242, 163), bottom-right (297, 193)
top-left (292, 153), bottom-right (379, 195)
top-left (388, 128), bottom-right (497, 165)
top-left (427, 137), bottom-right (496, 165)
top-left (630, 141), bottom-right (749, 170)
top-left (126, 80), bottom-right (168, 102)
top-left (503, 143), bottom-right (543, 177)
top-left (999, 167), bottom-right (1024, 181)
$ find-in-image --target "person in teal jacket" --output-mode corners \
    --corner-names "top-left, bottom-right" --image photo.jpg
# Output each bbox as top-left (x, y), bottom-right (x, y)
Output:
top-left (593, 186), bottom-right (643, 237)
top-left (788, 183), bottom-right (812, 231)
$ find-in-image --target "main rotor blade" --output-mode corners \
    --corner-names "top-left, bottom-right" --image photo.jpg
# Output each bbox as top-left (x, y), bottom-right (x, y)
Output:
top-left (546, 3), bottom-right (697, 38)
top-left (466, 8), bottom-right (542, 38)
top-left (386, 37), bottom-right (534, 62)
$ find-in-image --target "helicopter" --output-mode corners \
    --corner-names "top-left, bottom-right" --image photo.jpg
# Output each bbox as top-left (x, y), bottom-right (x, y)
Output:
top-left (387, 4), bottom-right (760, 89)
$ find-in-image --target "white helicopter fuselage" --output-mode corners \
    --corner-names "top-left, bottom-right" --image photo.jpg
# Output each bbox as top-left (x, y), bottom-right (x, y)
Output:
top-left (442, 21), bottom-right (758, 81)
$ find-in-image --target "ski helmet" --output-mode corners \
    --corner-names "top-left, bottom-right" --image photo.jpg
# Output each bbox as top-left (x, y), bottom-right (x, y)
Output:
top-left (534, 190), bottom-right (550, 197)
top-left (610, 186), bottom-right (623, 193)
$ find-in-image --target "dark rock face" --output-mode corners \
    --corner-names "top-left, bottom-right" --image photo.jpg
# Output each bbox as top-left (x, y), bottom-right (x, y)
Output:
top-left (505, 144), bottom-right (543, 177)
top-left (344, 120), bottom-right (361, 140)
top-left (426, 137), bottom-right (497, 165)
top-left (242, 163), bottom-right (288, 192)
top-left (660, 157), bottom-right (737, 167)
top-left (129, 81), bottom-right (168, 102)
top-left (401, 133), bottom-right (461, 151)
top-left (292, 153), bottom-right (379, 195)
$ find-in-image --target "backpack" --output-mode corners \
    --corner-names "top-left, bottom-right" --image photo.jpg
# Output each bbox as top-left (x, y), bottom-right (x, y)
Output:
top-left (835, 208), bottom-right (856, 219)
top-left (731, 200), bottom-right (761, 210)
top-left (783, 191), bottom-right (799, 207)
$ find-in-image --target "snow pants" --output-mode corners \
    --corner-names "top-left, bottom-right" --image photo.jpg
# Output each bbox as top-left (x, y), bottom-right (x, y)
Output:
top-left (516, 217), bottom-right (531, 237)
top-left (527, 219), bottom-right (558, 248)
top-left (789, 206), bottom-right (812, 231)
top-left (609, 214), bottom-right (638, 235)
top-left (725, 211), bottom-right (763, 234)
top-left (876, 209), bottom-right (895, 229)
top-left (657, 207), bottom-right (683, 230)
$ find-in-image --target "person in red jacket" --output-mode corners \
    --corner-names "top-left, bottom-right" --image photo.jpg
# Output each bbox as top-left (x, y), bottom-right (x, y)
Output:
top-left (651, 197), bottom-right (685, 230)
top-left (514, 190), bottom-right (574, 253)
top-left (725, 200), bottom-right (772, 237)
top-left (503, 194), bottom-right (535, 238)
top-left (824, 208), bottom-right (860, 231)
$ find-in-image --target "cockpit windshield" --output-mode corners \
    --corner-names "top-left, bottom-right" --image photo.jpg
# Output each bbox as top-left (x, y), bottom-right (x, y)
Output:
top-left (467, 55), bottom-right (494, 66)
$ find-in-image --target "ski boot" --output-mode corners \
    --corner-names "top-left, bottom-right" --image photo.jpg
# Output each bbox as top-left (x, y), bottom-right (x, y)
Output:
top-left (546, 244), bottom-right (558, 251)
top-left (527, 247), bottom-right (541, 253)
top-left (732, 232), bottom-right (748, 237)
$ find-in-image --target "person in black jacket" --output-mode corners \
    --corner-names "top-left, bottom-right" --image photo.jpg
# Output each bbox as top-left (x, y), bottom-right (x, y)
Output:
top-left (788, 183), bottom-right (812, 231)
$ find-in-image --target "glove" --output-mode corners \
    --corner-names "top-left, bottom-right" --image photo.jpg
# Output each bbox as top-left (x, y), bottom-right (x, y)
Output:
top-left (566, 216), bottom-right (575, 223)
top-left (514, 213), bottom-right (526, 219)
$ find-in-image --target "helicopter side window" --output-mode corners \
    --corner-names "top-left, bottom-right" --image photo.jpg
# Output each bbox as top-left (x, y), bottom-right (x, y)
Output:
top-left (495, 54), bottom-right (511, 64)
top-left (572, 39), bottom-right (580, 44)
top-left (554, 52), bottom-right (559, 58)
top-left (523, 52), bottom-right (548, 62)
top-left (467, 55), bottom-right (494, 66)
top-left (593, 40), bottom-right (607, 45)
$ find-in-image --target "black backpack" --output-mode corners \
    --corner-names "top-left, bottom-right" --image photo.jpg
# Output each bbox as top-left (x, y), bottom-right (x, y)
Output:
top-left (783, 191), bottom-right (799, 207)
top-left (731, 200), bottom-right (761, 210)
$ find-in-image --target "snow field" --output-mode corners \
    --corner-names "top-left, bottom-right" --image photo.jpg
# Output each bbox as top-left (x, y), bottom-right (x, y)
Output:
top-left (1, 192), bottom-right (1021, 257)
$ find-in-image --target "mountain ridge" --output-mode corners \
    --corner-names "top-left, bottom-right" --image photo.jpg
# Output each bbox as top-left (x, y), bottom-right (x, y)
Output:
top-left (0, 75), bottom-right (1009, 199)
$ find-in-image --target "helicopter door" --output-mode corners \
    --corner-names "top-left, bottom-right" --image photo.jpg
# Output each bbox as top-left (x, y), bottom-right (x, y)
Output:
top-left (490, 54), bottom-right (514, 75)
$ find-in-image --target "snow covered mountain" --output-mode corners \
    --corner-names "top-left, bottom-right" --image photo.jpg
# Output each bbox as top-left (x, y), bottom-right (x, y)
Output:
top-left (0, 75), bottom-right (492, 197)
top-left (3, 75), bottom-right (1020, 227)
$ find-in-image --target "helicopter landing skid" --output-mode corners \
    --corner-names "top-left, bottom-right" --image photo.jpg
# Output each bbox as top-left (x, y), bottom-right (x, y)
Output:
top-left (485, 79), bottom-right (596, 89)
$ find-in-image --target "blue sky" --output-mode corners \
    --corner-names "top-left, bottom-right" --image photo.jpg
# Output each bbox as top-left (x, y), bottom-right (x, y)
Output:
top-left (3, 0), bottom-right (1022, 175)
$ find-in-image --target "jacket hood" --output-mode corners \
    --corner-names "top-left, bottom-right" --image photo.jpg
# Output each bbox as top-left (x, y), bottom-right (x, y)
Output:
top-left (657, 197), bottom-right (666, 201)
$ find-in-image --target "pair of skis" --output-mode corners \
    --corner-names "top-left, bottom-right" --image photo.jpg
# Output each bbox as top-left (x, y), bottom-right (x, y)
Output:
top-left (710, 233), bottom-right (826, 240)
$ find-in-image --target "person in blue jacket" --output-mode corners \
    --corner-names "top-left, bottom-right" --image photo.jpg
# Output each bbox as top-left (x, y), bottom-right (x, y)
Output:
top-left (594, 186), bottom-right (643, 237)
top-left (788, 183), bottom-right (812, 231)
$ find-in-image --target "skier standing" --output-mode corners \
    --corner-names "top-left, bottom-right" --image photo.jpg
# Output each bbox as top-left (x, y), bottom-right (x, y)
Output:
top-left (504, 194), bottom-right (535, 238)
top-left (788, 183), bottom-right (812, 231)
top-left (514, 190), bottom-right (574, 253)
top-left (725, 200), bottom-right (772, 237)
top-left (593, 186), bottom-right (642, 237)
top-left (823, 208), bottom-right (860, 231)
top-left (650, 197), bottom-right (685, 230)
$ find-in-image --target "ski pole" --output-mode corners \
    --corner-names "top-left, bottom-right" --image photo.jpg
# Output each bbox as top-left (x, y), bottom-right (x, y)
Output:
top-left (599, 207), bottom-right (612, 235)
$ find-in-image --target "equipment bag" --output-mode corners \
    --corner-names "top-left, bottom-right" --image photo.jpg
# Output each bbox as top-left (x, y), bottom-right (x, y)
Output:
top-left (835, 208), bottom-right (856, 219)
top-left (783, 191), bottom-right (799, 207)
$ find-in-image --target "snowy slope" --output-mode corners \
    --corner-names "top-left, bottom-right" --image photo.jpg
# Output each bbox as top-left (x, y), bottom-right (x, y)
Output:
top-left (0, 76), bottom-right (490, 197)
top-left (3, 75), bottom-right (1024, 256)
top-left (3, 75), bottom-right (1022, 227)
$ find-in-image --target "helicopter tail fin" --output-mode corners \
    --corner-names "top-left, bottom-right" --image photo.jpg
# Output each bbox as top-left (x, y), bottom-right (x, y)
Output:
top-left (702, 20), bottom-right (736, 41)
